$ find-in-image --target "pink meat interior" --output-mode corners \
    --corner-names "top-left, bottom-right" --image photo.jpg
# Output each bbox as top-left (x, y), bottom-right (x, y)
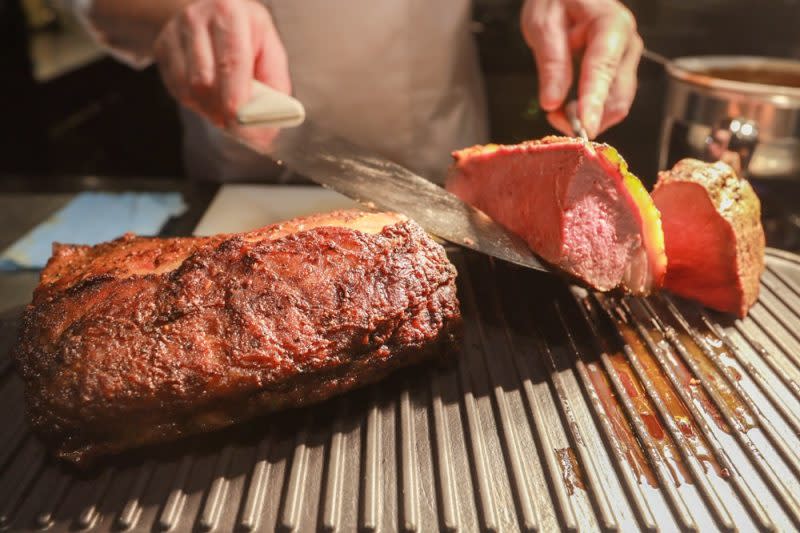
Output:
top-left (560, 154), bottom-right (643, 290)
top-left (448, 142), bottom-right (646, 291)
top-left (652, 182), bottom-right (742, 314)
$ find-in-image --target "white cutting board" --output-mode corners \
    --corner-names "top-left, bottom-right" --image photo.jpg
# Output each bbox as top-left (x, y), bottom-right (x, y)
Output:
top-left (193, 185), bottom-right (359, 236)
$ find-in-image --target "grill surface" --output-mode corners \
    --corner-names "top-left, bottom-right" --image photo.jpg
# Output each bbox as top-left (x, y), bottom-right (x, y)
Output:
top-left (1, 248), bottom-right (800, 532)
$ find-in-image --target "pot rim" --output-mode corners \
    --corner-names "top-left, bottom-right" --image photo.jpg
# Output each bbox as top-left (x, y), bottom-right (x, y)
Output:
top-left (668, 55), bottom-right (800, 104)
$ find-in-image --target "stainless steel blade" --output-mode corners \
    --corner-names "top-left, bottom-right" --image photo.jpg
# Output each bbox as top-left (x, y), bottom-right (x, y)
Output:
top-left (565, 100), bottom-right (590, 144)
top-left (223, 119), bottom-right (547, 272)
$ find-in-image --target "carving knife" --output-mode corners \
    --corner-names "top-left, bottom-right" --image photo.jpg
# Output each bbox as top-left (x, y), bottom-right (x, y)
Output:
top-left (227, 80), bottom-right (548, 273)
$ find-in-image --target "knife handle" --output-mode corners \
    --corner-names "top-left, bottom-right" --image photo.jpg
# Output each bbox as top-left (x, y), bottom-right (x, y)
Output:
top-left (236, 80), bottom-right (306, 127)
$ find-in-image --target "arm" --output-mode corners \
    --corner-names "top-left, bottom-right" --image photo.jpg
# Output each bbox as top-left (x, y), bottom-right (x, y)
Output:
top-left (521, 0), bottom-right (643, 139)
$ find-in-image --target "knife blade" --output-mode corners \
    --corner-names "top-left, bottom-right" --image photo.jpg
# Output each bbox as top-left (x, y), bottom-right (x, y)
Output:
top-left (563, 100), bottom-right (598, 161)
top-left (228, 81), bottom-right (548, 272)
top-left (564, 100), bottom-right (590, 144)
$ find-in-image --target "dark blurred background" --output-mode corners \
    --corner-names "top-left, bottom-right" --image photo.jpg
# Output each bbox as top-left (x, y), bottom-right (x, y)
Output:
top-left (3, 0), bottom-right (800, 186)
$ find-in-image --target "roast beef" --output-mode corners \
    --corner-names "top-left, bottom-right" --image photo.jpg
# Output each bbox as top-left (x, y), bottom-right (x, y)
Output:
top-left (446, 136), bottom-right (666, 293)
top-left (13, 210), bottom-right (461, 465)
top-left (652, 159), bottom-right (765, 317)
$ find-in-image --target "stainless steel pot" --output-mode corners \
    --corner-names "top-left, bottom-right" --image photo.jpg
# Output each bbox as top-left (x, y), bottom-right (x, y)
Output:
top-left (658, 55), bottom-right (800, 180)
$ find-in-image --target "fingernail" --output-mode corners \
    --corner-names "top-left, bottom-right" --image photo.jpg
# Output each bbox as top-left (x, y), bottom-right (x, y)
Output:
top-left (540, 84), bottom-right (562, 111)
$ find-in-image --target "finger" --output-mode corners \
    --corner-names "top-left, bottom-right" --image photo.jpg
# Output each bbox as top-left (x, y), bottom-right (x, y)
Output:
top-left (578, 13), bottom-right (633, 138)
top-left (521, 0), bottom-right (572, 112)
top-left (545, 109), bottom-right (576, 136)
top-left (567, 20), bottom-right (590, 51)
top-left (597, 34), bottom-right (642, 134)
top-left (210, 2), bottom-right (253, 123)
top-left (178, 10), bottom-right (219, 121)
top-left (180, 9), bottom-right (215, 90)
top-left (252, 7), bottom-right (291, 94)
top-left (154, 24), bottom-right (192, 107)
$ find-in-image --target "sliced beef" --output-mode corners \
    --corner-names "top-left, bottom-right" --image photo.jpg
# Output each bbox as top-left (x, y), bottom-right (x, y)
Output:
top-left (446, 136), bottom-right (666, 293)
top-left (652, 159), bottom-right (765, 317)
top-left (13, 210), bottom-right (461, 465)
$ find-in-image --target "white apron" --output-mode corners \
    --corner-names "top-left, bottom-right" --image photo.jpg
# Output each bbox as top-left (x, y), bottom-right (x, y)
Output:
top-left (182, 0), bottom-right (488, 183)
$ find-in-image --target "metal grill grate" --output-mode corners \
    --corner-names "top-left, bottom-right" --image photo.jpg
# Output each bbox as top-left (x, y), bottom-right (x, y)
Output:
top-left (0, 248), bottom-right (799, 532)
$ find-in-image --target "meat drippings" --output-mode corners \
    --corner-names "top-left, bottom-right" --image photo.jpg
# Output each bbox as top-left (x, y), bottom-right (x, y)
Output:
top-left (645, 297), bottom-right (756, 433)
top-left (583, 294), bottom-right (739, 485)
top-left (556, 447), bottom-right (587, 495)
top-left (584, 361), bottom-right (659, 487)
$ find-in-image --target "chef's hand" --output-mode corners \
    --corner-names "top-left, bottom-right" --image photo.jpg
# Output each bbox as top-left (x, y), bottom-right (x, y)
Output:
top-left (521, 0), bottom-right (643, 139)
top-left (153, 0), bottom-right (290, 127)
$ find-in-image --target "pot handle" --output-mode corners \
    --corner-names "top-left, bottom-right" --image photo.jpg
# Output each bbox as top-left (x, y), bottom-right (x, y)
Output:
top-left (704, 117), bottom-right (759, 177)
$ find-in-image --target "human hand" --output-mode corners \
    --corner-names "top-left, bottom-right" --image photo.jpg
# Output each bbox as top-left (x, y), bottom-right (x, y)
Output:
top-left (521, 0), bottom-right (643, 138)
top-left (153, 0), bottom-right (290, 127)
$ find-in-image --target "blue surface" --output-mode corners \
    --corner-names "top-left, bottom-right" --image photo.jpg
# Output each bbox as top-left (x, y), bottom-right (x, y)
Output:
top-left (0, 192), bottom-right (186, 271)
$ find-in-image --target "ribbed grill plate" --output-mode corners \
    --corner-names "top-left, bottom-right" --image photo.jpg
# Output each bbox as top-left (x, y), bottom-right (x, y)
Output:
top-left (1, 248), bottom-right (799, 532)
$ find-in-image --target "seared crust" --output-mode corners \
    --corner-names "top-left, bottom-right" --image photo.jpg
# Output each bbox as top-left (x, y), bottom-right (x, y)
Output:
top-left (14, 210), bottom-right (461, 465)
top-left (654, 159), bottom-right (765, 316)
top-left (451, 135), bottom-right (587, 161)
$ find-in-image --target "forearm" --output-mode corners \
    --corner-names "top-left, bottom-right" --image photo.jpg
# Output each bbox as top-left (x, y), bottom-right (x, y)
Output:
top-left (86, 0), bottom-right (193, 59)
